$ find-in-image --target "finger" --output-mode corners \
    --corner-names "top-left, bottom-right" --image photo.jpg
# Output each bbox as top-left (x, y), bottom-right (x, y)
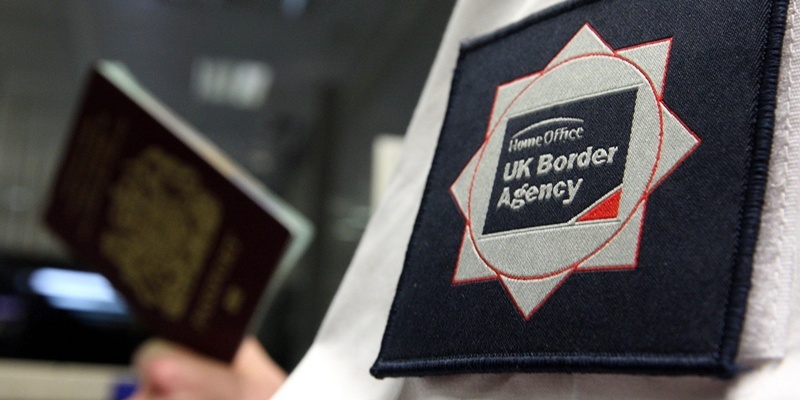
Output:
top-left (132, 339), bottom-right (187, 395)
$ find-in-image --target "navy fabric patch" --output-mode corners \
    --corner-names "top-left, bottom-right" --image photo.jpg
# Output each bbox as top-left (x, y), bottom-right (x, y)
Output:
top-left (372, 0), bottom-right (788, 378)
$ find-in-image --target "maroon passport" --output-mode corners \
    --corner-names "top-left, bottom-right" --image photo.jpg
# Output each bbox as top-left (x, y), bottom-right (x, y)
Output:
top-left (45, 61), bottom-right (311, 362)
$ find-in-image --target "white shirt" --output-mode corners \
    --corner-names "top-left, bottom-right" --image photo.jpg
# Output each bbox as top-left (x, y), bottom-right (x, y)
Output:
top-left (274, 1), bottom-right (800, 398)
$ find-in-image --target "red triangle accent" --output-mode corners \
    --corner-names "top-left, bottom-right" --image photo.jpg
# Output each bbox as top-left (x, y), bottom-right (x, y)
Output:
top-left (578, 190), bottom-right (622, 222)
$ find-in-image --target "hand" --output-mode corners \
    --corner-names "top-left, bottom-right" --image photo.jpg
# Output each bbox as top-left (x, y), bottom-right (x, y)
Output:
top-left (127, 336), bottom-right (286, 400)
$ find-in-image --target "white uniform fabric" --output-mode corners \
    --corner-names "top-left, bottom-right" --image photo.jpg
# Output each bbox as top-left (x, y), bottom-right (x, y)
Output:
top-left (273, 0), bottom-right (800, 398)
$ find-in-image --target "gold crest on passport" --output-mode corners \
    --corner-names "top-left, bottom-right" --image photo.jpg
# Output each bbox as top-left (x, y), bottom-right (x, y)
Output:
top-left (45, 61), bottom-right (311, 362)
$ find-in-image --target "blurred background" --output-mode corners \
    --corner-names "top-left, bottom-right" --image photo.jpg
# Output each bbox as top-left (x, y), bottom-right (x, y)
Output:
top-left (0, 0), bottom-right (455, 398)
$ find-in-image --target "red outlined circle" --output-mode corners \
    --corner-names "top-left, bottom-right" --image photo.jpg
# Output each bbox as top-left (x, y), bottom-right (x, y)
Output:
top-left (463, 51), bottom-right (666, 281)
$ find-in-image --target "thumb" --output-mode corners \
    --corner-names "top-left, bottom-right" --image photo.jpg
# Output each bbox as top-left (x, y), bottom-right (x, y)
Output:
top-left (232, 337), bottom-right (287, 399)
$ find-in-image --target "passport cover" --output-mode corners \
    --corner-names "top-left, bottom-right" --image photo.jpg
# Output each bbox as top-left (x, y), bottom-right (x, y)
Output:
top-left (45, 61), bottom-right (311, 362)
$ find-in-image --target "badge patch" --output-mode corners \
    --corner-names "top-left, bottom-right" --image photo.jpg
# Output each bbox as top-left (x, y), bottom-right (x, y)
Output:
top-left (373, 0), bottom-right (788, 378)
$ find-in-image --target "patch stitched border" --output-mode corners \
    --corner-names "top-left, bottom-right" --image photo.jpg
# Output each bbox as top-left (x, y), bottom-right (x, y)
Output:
top-left (372, 0), bottom-right (789, 378)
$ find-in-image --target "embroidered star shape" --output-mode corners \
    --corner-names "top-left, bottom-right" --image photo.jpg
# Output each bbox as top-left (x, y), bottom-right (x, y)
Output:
top-left (449, 24), bottom-right (700, 319)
